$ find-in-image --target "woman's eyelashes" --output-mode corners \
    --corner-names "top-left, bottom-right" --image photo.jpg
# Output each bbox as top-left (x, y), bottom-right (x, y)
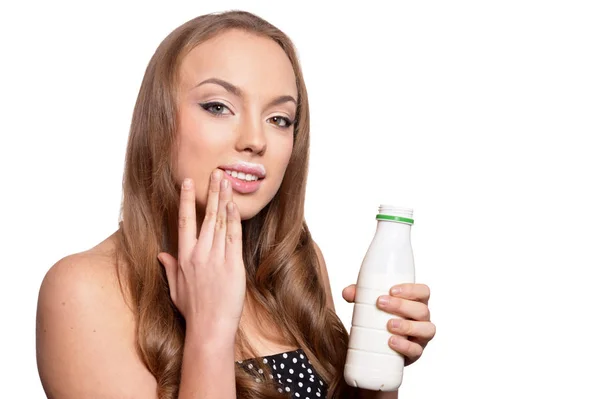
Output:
top-left (199, 101), bottom-right (295, 129)
top-left (270, 116), bottom-right (295, 128)
top-left (200, 101), bottom-right (232, 116)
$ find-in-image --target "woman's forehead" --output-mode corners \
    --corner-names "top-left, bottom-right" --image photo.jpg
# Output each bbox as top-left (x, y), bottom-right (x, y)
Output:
top-left (179, 29), bottom-right (297, 98)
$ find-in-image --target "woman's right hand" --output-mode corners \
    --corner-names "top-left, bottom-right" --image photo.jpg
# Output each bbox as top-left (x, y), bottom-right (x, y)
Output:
top-left (157, 169), bottom-right (246, 338)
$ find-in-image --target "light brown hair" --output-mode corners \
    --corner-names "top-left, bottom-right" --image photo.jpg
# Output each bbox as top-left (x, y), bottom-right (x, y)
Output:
top-left (115, 10), bottom-right (356, 398)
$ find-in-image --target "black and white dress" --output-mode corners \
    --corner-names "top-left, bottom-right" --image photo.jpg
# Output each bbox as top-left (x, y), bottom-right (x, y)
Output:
top-left (236, 348), bottom-right (328, 398)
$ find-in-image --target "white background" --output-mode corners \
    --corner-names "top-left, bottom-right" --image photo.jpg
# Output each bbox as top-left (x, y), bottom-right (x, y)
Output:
top-left (1, 1), bottom-right (599, 398)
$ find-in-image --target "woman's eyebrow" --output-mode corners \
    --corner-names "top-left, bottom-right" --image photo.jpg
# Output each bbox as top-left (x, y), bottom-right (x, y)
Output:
top-left (195, 77), bottom-right (242, 96)
top-left (267, 95), bottom-right (297, 108)
top-left (194, 77), bottom-right (297, 107)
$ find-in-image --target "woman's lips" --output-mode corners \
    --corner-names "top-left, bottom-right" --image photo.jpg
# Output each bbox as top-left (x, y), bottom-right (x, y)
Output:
top-left (218, 162), bottom-right (266, 179)
top-left (221, 171), bottom-right (263, 194)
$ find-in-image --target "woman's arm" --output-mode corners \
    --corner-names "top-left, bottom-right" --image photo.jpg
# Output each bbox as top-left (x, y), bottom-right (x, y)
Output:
top-left (36, 253), bottom-right (237, 398)
top-left (179, 322), bottom-right (237, 398)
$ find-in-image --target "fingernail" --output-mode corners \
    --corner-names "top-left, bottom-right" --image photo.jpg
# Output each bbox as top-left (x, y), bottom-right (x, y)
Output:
top-left (390, 319), bottom-right (399, 329)
top-left (212, 169), bottom-right (221, 180)
top-left (390, 336), bottom-right (398, 347)
top-left (227, 202), bottom-right (234, 213)
top-left (182, 178), bottom-right (191, 189)
top-left (221, 179), bottom-right (229, 189)
top-left (378, 296), bottom-right (389, 306)
top-left (391, 287), bottom-right (402, 296)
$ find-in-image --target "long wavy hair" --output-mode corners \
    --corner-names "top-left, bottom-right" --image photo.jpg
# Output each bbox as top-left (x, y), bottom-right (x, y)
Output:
top-left (114, 10), bottom-right (357, 399)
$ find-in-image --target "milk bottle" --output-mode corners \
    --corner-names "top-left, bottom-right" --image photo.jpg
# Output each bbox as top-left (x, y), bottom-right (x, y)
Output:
top-left (344, 205), bottom-right (415, 391)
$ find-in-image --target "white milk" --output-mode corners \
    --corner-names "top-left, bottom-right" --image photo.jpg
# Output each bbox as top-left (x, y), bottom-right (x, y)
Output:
top-left (344, 205), bottom-right (415, 391)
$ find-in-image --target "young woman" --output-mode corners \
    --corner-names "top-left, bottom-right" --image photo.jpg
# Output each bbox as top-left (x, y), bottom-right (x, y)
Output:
top-left (36, 10), bottom-right (436, 398)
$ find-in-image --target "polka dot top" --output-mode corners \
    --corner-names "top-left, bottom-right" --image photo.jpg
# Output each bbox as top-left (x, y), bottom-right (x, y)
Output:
top-left (236, 348), bottom-right (328, 398)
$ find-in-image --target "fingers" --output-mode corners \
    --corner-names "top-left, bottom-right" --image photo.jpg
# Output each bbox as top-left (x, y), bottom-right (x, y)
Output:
top-left (388, 335), bottom-right (424, 364)
top-left (178, 178), bottom-right (197, 260)
top-left (344, 283), bottom-right (431, 305)
top-left (377, 295), bottom-right (431, 321)
top-left (342, 284), bottom-right (356, 302)
top-left (390, 283), bottom-right (430, 305)
top-left (197, 169), bottom-right (223, 256)
top-left (387, 319), bottom-right (436, 342)
top-left (225, 202), bottom-right (242, 262)
top-left (211, 177), bottom-right (232, 257)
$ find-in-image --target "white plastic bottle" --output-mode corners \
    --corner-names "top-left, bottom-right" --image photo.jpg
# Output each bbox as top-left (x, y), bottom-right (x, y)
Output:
top-left (344, 205), bottom-right (415, 391)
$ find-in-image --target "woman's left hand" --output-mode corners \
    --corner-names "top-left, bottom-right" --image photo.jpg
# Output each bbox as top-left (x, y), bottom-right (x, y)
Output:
top-left (342, 283), bottom-right (436, 366)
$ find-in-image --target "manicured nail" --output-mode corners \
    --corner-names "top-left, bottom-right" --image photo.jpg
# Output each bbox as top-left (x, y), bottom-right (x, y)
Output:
top-left (391, 287), bottom-right (402, 296)
top-left (378, 296), bottom-right (389, 306)
top-left (212, 169), bottom-right (222, 180)
top-left (182, 178), bottom-right (191, 189)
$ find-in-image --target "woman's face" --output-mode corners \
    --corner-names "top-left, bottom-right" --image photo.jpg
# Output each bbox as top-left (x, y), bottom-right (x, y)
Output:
top-left (175, 29), bottom-right (298, 220)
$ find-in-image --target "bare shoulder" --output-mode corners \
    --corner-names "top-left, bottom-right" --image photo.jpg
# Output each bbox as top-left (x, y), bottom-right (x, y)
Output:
top-left (36, 232), bottom-right (157, 398)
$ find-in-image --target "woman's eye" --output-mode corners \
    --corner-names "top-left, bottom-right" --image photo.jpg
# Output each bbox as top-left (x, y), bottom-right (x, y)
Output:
top-left (200, 102), bottom-right (232, 116)
top-left (270, 116), bottom-right (294, 128)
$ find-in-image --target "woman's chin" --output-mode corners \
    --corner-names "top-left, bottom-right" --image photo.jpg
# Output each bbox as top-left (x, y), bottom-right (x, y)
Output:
top-left (237, 200), bottom-right (272, 221)
top-left (239, 207), bottom-right (261, 221)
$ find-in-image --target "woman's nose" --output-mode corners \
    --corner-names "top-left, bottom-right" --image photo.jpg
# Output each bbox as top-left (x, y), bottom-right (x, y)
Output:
top-left (235, 118), bottom-right (267, 155)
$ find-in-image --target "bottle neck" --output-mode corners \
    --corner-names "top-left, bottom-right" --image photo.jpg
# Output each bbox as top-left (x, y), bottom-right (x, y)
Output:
top-left (375, 220), bottom-right (412, 240)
